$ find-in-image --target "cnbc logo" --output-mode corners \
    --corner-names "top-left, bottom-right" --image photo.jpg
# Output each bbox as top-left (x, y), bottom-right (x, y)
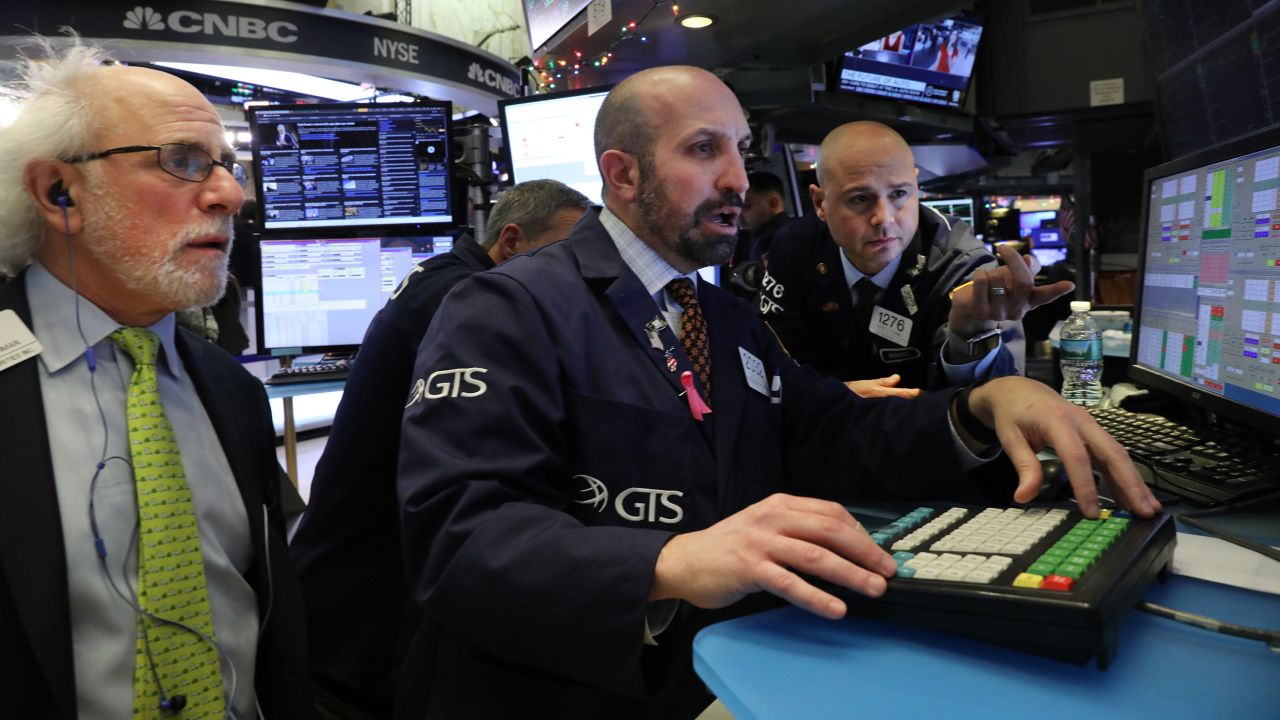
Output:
top-left (467, 62), bottom-right (519, 96)
top-left (122, 5), bottom-right (299, 43)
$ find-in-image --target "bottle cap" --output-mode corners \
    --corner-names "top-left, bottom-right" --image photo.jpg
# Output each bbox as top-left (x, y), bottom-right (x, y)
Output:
top-left (1070, 301), bottom-right (1092, 312)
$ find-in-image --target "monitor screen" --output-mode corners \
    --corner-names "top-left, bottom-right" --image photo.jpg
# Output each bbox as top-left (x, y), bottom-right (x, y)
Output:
top-left (500, 86), bottom-right (610, 205)
top-left (1019, 210), bottom-right (1058, 239)
top-left (834, 13), bottom-right (984, 110)
top-left (249, 100), bottom-right (456, 232)
top-left (1131, 125), bottom-right (1280, 432)
top-left (524, 0), bottom-right (593, 53)
top-left (1031, 226), bottom-right (1066, 250)
top-left (921, 196), bottom-right (974, 223)
top-left (255, 234), bottom-right (453, 354)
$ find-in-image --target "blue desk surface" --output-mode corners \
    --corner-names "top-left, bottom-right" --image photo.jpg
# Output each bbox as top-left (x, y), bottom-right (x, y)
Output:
top-left (694, 575), bottom-right (1279, 719)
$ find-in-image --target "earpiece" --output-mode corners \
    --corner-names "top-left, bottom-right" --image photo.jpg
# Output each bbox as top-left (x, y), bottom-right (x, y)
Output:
top-left (49, 179), bottom-right (73, 208)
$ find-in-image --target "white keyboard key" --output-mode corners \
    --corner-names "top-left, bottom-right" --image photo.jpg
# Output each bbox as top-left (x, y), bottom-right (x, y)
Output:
top-left (939, 567), bottom-right (969, 582)
top-left (964, 568), bottom-right (999, 583)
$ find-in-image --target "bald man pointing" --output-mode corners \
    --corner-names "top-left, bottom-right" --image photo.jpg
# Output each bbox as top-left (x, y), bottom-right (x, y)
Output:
top-left (760, 121), bottom-right (1073, 396)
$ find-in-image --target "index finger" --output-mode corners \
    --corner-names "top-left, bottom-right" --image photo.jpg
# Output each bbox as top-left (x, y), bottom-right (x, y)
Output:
top-left (996, 243), bottom-right (1034, 286)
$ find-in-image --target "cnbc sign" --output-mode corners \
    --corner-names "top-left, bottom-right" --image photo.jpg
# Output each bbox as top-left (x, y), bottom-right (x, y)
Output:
top-left (122, 5), bottom-right (298, 43)
top-left (0, 1), bottom-right (522, 101)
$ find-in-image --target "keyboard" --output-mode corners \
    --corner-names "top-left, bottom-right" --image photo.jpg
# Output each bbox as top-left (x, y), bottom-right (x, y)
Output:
top-left (265, 358), bottom-right (352, 385)
top-left (1090, 407), bottom-right (1279, 504)
top-left (824, 504), bottom-right (1175, 670)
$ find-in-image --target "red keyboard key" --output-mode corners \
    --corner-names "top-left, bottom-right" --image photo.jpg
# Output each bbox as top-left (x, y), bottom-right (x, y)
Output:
top-left (1042, 574), bottom-right (1074, 591)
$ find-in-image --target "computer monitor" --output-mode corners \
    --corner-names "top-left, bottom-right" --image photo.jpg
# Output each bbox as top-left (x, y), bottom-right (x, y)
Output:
top-left (1020, 210), bottom-right (1058, 241)
top-left (1130, 124), bottom-right (1280, 435)
top-left (500, 86), bottom-right (611, 205)
top-left (255, 234), bottom-right (453, 355)
top-left (833, 13), bottom-right (984, 110)
top-left (921, 196), bottom-right (974, 223)
top-left (249, 100), bottom-right (457, 232)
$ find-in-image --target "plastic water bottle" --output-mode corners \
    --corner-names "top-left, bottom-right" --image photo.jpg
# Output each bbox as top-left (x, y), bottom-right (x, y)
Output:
top-left (1060, 301), bottom-right (1104, 407)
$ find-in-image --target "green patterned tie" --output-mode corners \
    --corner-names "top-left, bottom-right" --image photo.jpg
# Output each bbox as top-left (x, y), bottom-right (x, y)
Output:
top-left (112, 328), bottom-right (226, 719)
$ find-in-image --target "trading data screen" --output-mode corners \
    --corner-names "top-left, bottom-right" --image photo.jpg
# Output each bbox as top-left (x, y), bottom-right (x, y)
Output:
top-left (502, 88), bottom-right (609, 205)
top-left (1136, 142), bottom-right (1280, 419)
top-left (252, 101), bottom-right (453, 231)
top-left (258, 235), bottom-right (452, 351)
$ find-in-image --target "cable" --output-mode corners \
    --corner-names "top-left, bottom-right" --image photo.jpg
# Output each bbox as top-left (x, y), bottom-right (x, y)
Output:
top-left (67, 204), bottom-right (242, 719)
top-left (1138, 602), bottom-right (1280, 651)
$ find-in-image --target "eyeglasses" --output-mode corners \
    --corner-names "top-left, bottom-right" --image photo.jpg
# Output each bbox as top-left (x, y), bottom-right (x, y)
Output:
top-left (64, 143), bottom-right (248, 186)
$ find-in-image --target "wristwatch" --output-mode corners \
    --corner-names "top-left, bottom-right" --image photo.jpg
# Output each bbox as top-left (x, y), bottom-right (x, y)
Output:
top-left (950, 327), bottom-right (1001, 359)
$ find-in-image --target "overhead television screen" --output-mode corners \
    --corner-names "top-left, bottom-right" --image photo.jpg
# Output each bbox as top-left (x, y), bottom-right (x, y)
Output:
top-left (524, 0), bottom-right (593, 53)
top-left (835, 13), bottom-right (984, 110)
top-left (500, 86), bottom-right (611, 205)
top-left (250, 100), bottom-right (456, 232)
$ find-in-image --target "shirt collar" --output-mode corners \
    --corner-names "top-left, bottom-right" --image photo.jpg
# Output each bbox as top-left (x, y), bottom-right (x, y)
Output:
top-left (839, 246), bottom-right (904, 292)
top-left (26, 261), bottom-right (183, 380)
top-left (599, 206), bottom-right (697, 303)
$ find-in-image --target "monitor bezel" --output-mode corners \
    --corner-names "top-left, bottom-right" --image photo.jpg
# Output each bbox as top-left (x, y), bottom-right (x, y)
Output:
top-left (1128, 121), bottom-right (1280, 436)
top-left (828, 11), bottom-right (986, 113)
top-left (497, 84), bottom-right (613, 204)
top-left (247, 99), bottom-right (460, 237)
top-left (252, 232), bottom-right (454, 357)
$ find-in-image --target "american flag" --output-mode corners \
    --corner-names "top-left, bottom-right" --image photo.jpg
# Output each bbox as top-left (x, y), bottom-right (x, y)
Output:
top-left (1059, 195), bottom-right (1097, 252)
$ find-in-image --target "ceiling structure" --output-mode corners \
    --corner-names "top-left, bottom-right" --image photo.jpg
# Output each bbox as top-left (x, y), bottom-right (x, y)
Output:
top-left (534, 0), bottom-right (984, 146)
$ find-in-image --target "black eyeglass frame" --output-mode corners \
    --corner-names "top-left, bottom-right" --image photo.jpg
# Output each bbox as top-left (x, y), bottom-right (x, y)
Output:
top-left (63, 143), bottom-right (247, 185)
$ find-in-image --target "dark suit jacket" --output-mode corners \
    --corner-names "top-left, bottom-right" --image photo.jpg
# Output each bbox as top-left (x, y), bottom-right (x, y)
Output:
top-left (396, 210), bottom-right (994, 719)
top-left (289, 234), bottom-right (494, 717)
top-left (0, 273), bottom-right (312, 720)
top-left (760, 208), bottom-right (1017, 389)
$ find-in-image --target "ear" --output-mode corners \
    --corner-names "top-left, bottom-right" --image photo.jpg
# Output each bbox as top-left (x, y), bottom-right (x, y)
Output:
top-left (768, 193), bottom-right (784, 214)
top-left (599, 149), bottom-right (639, 204)
top-left (809, 183), bottom-right (828, 222)
top-left (23, 160), bottom-right (84, 237)
top-left (496, 223), bottom-right (527, 261)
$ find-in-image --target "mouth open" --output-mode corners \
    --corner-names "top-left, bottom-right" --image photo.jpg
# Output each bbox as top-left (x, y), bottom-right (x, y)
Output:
top-left (188, 237), bottom-right (230, 253)
top-left (708, 208), bottom-right (740, 229)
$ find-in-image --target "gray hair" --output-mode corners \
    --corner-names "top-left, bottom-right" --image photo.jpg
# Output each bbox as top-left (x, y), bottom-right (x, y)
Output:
top-left (482, 179), bottom-right (591, 249)
top-left (0, 34), bottom-right (111, 275)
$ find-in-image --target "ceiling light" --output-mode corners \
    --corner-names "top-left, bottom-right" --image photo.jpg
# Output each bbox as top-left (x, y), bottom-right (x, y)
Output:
top-left (678, 14), bottom-right (715, 29)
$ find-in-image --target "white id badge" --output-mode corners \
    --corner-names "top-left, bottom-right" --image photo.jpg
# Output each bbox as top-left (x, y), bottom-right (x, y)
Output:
top-left (868, 306), bottom-right (912, 347)
top-left (738, 346), bottom-right (769, 396)
top-left (0, 309), bottom-right (43, 372)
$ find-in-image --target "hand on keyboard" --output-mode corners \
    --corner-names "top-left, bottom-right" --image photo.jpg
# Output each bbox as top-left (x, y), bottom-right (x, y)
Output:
top-left (967, 377), bottom-right (1162, 519)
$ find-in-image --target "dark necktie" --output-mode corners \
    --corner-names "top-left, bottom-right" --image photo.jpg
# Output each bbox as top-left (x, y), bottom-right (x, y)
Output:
top-left (666, 278), bottom-right (711, 398)
top-left (852, 277), bottom-right (879, 333)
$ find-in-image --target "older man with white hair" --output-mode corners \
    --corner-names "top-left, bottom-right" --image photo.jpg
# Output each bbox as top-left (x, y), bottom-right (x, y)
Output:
top-left (0, 37), bottom-right (311, 719)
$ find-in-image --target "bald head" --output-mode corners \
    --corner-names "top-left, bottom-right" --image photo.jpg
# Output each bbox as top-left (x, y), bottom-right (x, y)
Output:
top-left (87, 66), bottom-right (225, 149)
top-left (594, 66), bottom-right (736, 188)
top-left (816, 121), bottom-right (914, 189)
top-left (810, 121), bottom-right (920, 276)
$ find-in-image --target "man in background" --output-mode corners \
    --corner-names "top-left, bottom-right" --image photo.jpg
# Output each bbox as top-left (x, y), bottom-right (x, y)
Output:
top-left (0, 37), bottom-right (310, 718)
top-left (760, 121), bottom-right (1067, 397)
top-left (289, 178), bottom-right (590, 719)
top-left (741, 170), bottom-right (793, 263)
